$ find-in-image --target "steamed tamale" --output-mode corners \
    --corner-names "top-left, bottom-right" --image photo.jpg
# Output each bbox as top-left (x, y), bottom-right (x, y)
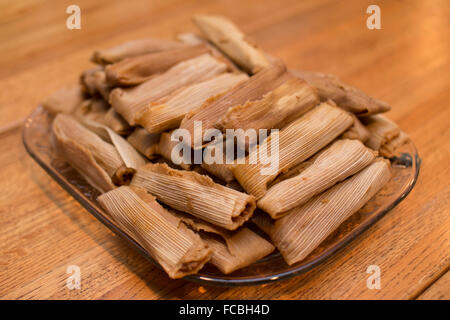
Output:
top-left (105, 44), bottom-right (211, 86)
top-left (131, 163), bottom-right (255, 230)
top-left (272, 159), bottom-right (392, 265)
top-left (292, 70), bottom-right (391, 116)
top-left (110, 54), bottom-right (227, 125)
top-left (258, 139), bottom-right (376, 218)
top-left (91, 38), bottom-right (185, 65)
top-left (231, 102), bottom-right (353, 199)
top-left (98, 186), bottom-right (211, 279)
top-left (137, 72), bottom-right (248, 133)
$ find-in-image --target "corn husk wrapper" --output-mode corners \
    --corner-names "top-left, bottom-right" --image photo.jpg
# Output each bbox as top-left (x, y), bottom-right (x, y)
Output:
top-left (272, 159), bottom-right (392, 265)
top-left (363, 115), bottom-right (401, 152)
top-left (73, 98), bottom-right (109, 124)
top-left (292, 70), bottom-right (391, 116)
top-left (52, 114), bottom-right (126, 179)
top-left (251, 210), bottom-right (275, 238)
top-left (52, 115), bottom-right (115, 192)
top-left (158, 131), bottom-right (192, 170)
top-left (98, 186), bottom-right (211, 279)
top-left (193, 15), bottom-right (269, 74)
top-left (105, 44), bottom-right (211, 86)
top-left (201, 162), bottom-right (235, 183)
top-left (258, 139), bottom-right (376, 218)
top-left (180, 63), bottom-right (289, 148)
top-left (103, 108), bottom-right (131, 136)
top-left (340, 113), bottom-right (370, 142)
top-left (80, 68), bottom-right (110, 100)
top-left (91, 38), bottom-right (185, 65)
top-left (232, 102), bottom-right (354, 199)
top-left (216, 77), bottom-right (319, 145)
top-left (42, 85), bottom-right (84, 114)
top-left (177, 32), bottom-right (240, 72)
top-left (127, 127), bottom-right (160, 159)
top-left (130, 163), bottom-right (256, 230)
top-left (178, 212), bottom-right (274, 274)
top-left (80, 118), bottom-right (147, 171)
top-left (110, 54), bottom-right (227, 125)
top-left (379, 131), bottom-right (410, 158)
top-left (137, 72), bottom-right (248, 133)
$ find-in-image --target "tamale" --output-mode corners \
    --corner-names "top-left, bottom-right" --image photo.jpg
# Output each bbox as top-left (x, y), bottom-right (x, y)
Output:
top-left (200, 139), bottom-right (235, 182)
top-left (130, 163), bottom-right (256, 230)
top-left (272, 159), bottom-right (392, 265)
top-left (127, 127), bottom-right (160, 159)
top-left (292, 70), bottom-right (391, 116)
top-left (110, 54), bottom-right (227, 125)
top-left (91, 38), bottom-right (185, 65)
top-left (340, 113), bottom-right (371, 142)
top-left (179, 63), bottom-right (290, 148)
top-left (80, 68), bottom-right (110, 100)
top-left (175, 212), bottom-right (274, 274)
top-left (137, 72), bottom-right (248, 133)
top-left (52, 115), bottom-right (115, 192)
top-left (158, 131), bottom-right (192, 170)
top-left (52, 114), bottom-right (131, 184)
top-left (216, 77), bottom-right (319, 144)
top-left (193, 15), bottom-right (270, 74)
top-left (105, 44), bottom-right (211, 86)
top-left (103, 108), bottom-right (131, 136)
top-left (98, 186), bottom-right (211, 279)
top-left (258, 139), bottom-right (376, 218)
top-left (231, 102), bottom-right (354, 199)
top-left (362, 115), bottom-right (401, 152)
top-left (42, 85), bottom-right (84, 114)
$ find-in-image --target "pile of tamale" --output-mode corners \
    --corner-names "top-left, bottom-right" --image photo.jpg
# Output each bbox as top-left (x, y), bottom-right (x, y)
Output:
top-left (42, 15), bottom-right (409, 279)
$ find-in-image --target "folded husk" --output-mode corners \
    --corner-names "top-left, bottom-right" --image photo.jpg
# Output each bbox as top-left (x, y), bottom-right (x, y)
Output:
top-left (52, 115), bottom-right (115, 192)
top-left (292, 70), bottom-right (391, 116)
top-left (258, 139), bottom-right (376, 218)
top-left (130, 163), bottom-right (255, 230)
top-left (362, 115), bottom-right (401, 152)
top-left (98, 186), bottom-right (211, 279)
top-left (231, 102), bottom-right (354, 199)
top-left (176, 32), bottom-right (240, 72)
top-left (91, 38), bottom-right (185, 65)
top-left (127, 127), bottom-right (160, 159)
top-left (193, 15), bottom-right (270, 74)
top-left (105, 44), bottom-right (211, 86)
top-left (340, 113), bottom-right (371, 142)
top-left (379, 130), bottom-right (409, 158)
top-left (73, 98), bottom-right (109, 124)
top-left (251, 210), bottom-right (275, 238)
top-left (180, 63), bottom-right (289, 148)
top-left (103, 108), bottom-right (131, 136)
top-left (52, 114), bottom-right (126, 182)
top-left (158, 131), bottom-right (192, 170)
top-left (216, 77), bottom-right (319, 144)
top-left (171, 212), bottom-right (274, 274)
top-left (42, 85), bottom-right (84, 114)
top-left (137, 72), bottom-right (248, 133)
top-left (110, 54), bottom-right (227, 125)
top-left (80, 68), bottom-right (110, 100)
top-left (272, 159), bottom-right (392, 265)
top-left (80, 118), bottom-right (147, 171)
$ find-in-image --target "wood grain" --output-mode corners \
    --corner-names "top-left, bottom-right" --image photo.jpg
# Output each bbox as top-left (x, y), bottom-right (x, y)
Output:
top-left (0, 0), bottom-right (449, 299)
top-left (417, 271), bottom-right (450, 300)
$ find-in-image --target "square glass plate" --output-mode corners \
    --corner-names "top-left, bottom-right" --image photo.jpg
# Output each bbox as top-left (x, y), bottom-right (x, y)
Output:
top-left (23, 106), bottom-right (420, 286)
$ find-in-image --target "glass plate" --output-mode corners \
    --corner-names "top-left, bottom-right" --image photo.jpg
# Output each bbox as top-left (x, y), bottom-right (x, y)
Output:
top-left (23, 106), bottom-right (421, 286)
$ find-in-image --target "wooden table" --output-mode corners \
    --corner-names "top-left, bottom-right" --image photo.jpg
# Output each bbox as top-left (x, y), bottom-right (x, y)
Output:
top-left (0, 0), bottom-right (448, 300)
